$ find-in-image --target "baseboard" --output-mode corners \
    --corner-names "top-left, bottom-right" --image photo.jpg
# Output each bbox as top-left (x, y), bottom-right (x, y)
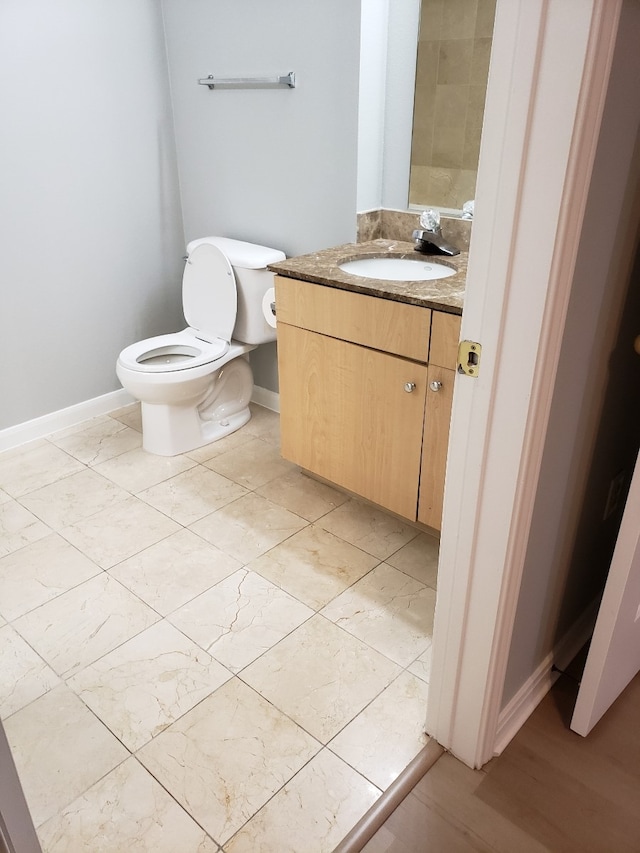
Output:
top-left (0, 385), bottom-right (278, 454)
top-left (494, 599), bottom-right (599, 755)
top-left (251, 385), bottom-right (280, 413)
top-left (0, 389), bottom-right (135, 453)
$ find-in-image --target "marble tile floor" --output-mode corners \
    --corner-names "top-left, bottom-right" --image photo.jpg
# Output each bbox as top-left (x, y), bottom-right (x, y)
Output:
top-left (0, 403), bottom-right (439, 852)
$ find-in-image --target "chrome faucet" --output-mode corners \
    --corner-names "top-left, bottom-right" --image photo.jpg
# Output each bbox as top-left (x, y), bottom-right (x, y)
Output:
top-left (413, 209), bottom-right (460, 256)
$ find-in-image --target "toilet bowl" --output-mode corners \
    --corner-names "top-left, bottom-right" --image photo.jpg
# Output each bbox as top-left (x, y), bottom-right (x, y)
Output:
top-left (116, 236), bottom-right (285, 456)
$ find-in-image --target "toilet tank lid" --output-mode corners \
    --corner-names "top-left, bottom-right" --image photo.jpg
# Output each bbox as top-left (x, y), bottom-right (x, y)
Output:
top-left (186, 236), bottom-right (285, 270)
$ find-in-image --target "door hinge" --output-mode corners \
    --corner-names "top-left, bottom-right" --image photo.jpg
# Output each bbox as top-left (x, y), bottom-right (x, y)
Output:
top-left (457, 341), bottom-right (482, 377)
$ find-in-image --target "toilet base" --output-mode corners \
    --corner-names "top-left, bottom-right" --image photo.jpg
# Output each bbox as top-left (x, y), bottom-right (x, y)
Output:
top-left (140, 401), bottom-right (251, 456)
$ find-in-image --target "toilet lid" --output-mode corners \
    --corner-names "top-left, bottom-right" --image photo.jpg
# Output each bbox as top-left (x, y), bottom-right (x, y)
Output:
top-left (182, 242), bottom-right (237, 343)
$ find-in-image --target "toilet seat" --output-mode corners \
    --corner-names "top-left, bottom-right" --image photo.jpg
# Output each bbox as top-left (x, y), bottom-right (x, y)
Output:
top-left (118, 328), bottom-right (229, 373)
top-left (118, 241), bottom-right (240, 375)
top-left (183, 241), bottom-right (237, 343)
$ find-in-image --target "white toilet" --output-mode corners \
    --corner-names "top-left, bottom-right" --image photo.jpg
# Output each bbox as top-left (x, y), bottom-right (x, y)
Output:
top-left (116, 236), bottom-right (285, 456)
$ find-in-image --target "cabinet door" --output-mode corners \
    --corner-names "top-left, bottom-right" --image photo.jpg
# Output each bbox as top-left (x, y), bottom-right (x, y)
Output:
top-left (278, 323), bottom-right (428, 520)
top-left (418, 366), bottom-right (455, 531)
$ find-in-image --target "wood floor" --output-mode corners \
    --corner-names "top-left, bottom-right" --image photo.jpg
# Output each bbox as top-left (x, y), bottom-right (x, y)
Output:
top-left (360, 671), bottom-right (640, 852)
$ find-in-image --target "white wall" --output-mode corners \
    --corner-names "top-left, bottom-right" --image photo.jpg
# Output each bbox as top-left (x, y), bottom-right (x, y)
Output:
top-left (357, 0), bottom-right (389, 212)
top-left (381, 0), bottom-right (421, 210)
top-left (0, 1), bottom-right (185, 430)
top-left (160, 0), bottom-right (362, 392)
top-left (357, 0), bottom-right (420, 213)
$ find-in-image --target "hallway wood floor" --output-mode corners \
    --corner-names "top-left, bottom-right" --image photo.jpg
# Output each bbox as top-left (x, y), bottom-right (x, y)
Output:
top-left (361, 670), bottom-right (640, 853)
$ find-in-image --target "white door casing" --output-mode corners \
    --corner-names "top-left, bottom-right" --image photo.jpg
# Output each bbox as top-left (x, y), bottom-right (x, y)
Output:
top-left (0, 719), bottom-right (41, 853)
top-left (427, 0), bottom-right (624, 767)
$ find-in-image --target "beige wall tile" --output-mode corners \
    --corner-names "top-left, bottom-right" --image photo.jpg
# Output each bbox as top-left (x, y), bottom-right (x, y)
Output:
top-left (471, 37), bottom-right (493, 83)
top-left (409, 166), bottom-right (432, 206)
top-left (432, 125), bottom-right (465, 169)
top-left (437, 39), bottom-right (473, 85)
top-left (441, 0), bottom-right (478, 40)
top-left (419, 0), bottom-right (443, 41)
top-left (463, 124), bottom-right (483, 171)
top-left (415, 40), bottom-right (439, 87)
top-left (411, 0), bottom-right (495, 209)
top-left (434, 83), bottom-right (468, 129)
top-left (475, 0), bottom-right (497, 38)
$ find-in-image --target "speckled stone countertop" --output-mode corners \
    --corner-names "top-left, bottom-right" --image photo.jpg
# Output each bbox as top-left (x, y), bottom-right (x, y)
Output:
top-left (268, 239), bottom-right (465, 315)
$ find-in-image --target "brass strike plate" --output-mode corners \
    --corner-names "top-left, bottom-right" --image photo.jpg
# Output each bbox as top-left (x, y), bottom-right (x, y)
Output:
top-left (458, 341), bottom-right (482, 377)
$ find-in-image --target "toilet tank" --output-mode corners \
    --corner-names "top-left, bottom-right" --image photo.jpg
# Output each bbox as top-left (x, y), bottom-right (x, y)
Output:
top-left (186, 237), bottom-right (285, 345)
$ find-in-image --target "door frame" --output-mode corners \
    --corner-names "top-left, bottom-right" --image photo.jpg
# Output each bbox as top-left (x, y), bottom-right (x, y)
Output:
top-left (427, 0), bottom-right (624, 767)
top-left (0, 719), bottom-right (41, 853)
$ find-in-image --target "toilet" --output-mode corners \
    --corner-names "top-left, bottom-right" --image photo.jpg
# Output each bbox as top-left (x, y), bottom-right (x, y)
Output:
top-left (116, 236), bottom-right (285, 456)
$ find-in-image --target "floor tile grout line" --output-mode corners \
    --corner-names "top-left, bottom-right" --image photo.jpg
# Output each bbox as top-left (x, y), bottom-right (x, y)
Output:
top-left (3, 404), bottom-right (438, 849)
top-left (221, 742), bottom-right (382, 851)
top-left (5, 542), bottom-right (433, 703)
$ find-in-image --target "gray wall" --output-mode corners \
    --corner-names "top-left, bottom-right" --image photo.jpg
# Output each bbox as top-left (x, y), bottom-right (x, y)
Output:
top-left (502, 1), bottom-right (640, 704)
top-left (0, 1), bottom-right (185, 430)
top-left (160, 0), bottom-right (362, 392)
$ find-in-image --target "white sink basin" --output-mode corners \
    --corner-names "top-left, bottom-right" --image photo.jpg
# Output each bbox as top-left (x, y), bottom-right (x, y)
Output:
top-left (338, 257), bottom-right (456, 282)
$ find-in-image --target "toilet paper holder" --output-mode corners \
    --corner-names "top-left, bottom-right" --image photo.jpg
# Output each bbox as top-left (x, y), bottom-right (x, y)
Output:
top-left (262, 288), bottom-right (278, 329)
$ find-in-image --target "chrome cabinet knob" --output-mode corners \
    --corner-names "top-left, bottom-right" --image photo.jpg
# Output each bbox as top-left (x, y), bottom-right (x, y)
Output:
top-left (429, 380), bottom-right (443, 392)
top-left (404, 382), bottom-right (416, 393)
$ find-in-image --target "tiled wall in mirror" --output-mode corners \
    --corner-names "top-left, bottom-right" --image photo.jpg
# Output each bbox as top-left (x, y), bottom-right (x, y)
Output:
top-left (409, 0), bottom-right (496, 211)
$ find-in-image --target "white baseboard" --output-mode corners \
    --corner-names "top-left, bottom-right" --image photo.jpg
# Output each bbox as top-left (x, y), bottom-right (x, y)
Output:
top-left (251, 386), bottom-right (280, 413)
top-left (0, 389), bottom-right (135, 453)
top-left (494, 599), bottom-right (599, 755)
top-left (0, 385), bottom-right (279, 454)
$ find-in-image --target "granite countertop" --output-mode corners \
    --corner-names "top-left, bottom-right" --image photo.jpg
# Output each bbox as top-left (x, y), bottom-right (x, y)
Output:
top-left (268, 238), bottom-right (466, 315)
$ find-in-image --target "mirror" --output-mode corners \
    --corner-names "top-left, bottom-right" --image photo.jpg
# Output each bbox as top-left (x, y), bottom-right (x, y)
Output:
top-left (408, 0), bottom-right (496, 211)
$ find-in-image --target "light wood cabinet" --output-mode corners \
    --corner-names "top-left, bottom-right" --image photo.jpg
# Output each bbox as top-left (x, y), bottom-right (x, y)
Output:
top-left (417, 365), bottom-right (455, 529)
top-left (417, 310), bottom-right (461, 529)
top-left (275, 275), bottom-right (461, 529)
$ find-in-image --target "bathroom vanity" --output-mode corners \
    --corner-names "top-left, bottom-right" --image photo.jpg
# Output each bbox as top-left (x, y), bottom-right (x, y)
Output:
top-left (269, 240), bottom-right (465, 531)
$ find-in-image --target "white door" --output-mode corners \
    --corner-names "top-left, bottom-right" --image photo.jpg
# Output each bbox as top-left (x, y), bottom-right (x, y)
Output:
top-left (571, 448), bottom-right (640, 735)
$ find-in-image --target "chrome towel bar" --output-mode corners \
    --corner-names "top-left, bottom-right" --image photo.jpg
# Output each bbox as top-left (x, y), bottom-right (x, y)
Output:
top-left (197, 72), bottom-right (296, 90)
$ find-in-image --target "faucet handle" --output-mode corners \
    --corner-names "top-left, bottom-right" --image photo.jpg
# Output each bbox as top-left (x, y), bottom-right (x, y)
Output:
top-left (420, 209), bottom-right (441, 233)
